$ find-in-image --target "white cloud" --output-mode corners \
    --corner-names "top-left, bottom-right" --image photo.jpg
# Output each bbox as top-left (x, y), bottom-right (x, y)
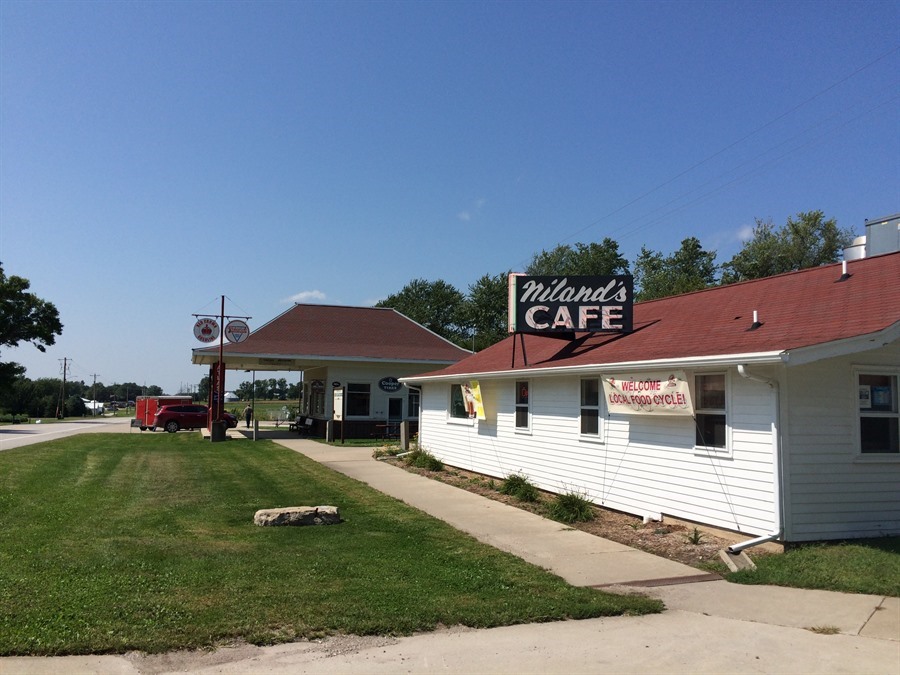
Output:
top-left (457, 197), bottom-right (487, 222)
top-left (736, 224), bottom-right (755, 242)
top-left (283, 289), bottom-right (327, 304)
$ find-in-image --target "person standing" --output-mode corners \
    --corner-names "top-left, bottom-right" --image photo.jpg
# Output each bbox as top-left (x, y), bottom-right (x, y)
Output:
top-left (243, 404), bottom-right (253, 429)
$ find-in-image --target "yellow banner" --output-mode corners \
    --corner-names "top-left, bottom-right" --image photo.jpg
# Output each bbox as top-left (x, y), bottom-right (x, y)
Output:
top-left (462, 381), bottom-right (486, 420)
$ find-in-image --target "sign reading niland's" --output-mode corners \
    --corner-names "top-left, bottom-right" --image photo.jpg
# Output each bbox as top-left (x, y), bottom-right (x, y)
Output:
top-left (509, 274), bottom-right (634, 333)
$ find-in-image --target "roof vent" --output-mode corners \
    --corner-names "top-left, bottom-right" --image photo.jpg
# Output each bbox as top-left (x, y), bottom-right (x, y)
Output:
top-left (749, 310), bottom-right (763, 331)
top-left (838, 260), bottom-right (851, 282)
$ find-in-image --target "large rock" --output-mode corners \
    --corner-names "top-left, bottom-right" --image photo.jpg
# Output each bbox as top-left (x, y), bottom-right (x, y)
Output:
top-left (253, 505), bottom-right (341, 527)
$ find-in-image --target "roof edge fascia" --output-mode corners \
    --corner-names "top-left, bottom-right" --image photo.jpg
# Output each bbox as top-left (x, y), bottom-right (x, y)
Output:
top-left (192, 350), bottom-right (463, 367)
top-left (782, 321), bottom-right (900, 367)
top-left (401, 351), bottom-right (786, 384)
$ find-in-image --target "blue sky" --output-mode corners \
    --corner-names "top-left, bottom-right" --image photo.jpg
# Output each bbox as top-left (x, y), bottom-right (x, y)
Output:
top-left (1, 0), bottom-right (897, 396)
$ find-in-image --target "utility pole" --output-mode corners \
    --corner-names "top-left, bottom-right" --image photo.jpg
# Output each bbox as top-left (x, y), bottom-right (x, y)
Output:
top-left (56, 357), bottom-right (68, 419)
top-left (89, 373), bottom-right (100, 416)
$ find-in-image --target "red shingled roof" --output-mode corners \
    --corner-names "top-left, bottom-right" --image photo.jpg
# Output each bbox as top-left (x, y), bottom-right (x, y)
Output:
top-left (409, 252), bottom-right (899, 379)
top-left (196, 304), bottom-right (471, 363)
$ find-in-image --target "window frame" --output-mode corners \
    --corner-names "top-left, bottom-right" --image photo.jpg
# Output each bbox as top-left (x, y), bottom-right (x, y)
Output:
top-left (345, 382), bottom-right (371, 418)
top-left (693, 371), bottom-right (730, 453)
top-left (514, 380), bottom-right (531, 433)
top-left (407, 389), bottom-right (420, 419)
top-left (448, 384), bottom-right (474, 425)
top-left (853, 366), bottom-right (900, 457)
top-left (579, 377), bottom-right (604, 443)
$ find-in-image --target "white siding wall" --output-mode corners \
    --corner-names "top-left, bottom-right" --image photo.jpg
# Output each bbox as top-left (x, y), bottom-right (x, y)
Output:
top-left (419, 368), bottom-right (778, 536)
top-left (324, 364), bottom-right (428, 420)
top-left (784, 342), bottom-right (900, 541)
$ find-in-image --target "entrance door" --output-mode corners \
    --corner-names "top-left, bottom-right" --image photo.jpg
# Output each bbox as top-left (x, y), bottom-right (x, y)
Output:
top-left (388, 398), bottom-right (403, 422)
top-left (387, 397), bottom-right (403, 438)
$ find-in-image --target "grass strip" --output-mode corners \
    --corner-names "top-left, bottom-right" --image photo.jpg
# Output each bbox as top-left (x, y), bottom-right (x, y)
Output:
top-left (727, 538), bottom-right (900, 596)
top-left (0, 433), bottom-right (660, 656)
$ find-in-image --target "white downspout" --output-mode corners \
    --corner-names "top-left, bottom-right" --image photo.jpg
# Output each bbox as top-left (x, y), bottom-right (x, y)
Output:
top-left (728, 364), bottom-right (784, 554)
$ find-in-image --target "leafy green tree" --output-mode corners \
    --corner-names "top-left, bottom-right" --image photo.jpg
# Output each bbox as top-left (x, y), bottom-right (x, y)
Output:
top-left (464, 272), bottom-right (511, 351)
top-left (0, 263), bottom-right (63, 389)
top-left (720, 211), bottom-right (855, 284)
top-left (376, 278), bottom-right (469, 347)
top-left (525, 238), bottom-right (630, 276)
top-left (633, 237), bottom-right (718, 301)
top-left (236, 380), bottom-right (255, 400)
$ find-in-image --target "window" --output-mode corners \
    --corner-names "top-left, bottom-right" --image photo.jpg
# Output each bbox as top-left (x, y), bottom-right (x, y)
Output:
top-left (580, 378), bottom-right (602, 439)
top-left (858, 371), bottom-right (899, 454)
top-left (695, 373), bottom-right (726, 449)
top-left (346, 383), bottom-right (371, 417)
top-left (450, 385), bottom-right (469, 419)
top-left (309, 381), bottom-right (325, 416)
top-left (515, 381), bottom-right (530, 430)
top-left (407, 389), bottom-right (420, 418)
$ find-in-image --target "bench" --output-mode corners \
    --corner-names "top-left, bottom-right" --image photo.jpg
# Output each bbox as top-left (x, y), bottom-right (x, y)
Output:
top-left (290, 417), bottom-right (314, 435)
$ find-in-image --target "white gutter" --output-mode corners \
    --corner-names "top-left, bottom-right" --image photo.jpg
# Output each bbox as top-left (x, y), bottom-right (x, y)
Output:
top-left (400, 351), bottom-right (786, 384)
top-left (728, 364), bottom-right (784, 553)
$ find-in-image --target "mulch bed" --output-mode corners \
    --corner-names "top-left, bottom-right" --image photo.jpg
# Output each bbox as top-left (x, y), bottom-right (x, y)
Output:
top-left (382, 456), bottom-right (767, 569)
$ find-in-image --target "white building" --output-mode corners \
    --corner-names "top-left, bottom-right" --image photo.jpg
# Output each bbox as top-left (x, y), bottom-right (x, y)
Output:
top-left (193, 304), bottom-right (470, 438)
top-left (403, 253), bottom-right (900, 546)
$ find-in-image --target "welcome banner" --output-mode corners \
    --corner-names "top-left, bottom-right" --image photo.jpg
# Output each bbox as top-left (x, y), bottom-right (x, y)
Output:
top-left (602, 371), bottom-right (694, 416)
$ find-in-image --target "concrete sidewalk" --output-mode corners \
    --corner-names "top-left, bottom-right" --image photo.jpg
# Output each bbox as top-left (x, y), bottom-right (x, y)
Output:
top-left (272, 438), bottom-right (898, 641)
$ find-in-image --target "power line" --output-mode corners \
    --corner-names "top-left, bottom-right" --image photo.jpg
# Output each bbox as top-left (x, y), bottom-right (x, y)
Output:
top-left (517, 44), bottom-right (900, 265)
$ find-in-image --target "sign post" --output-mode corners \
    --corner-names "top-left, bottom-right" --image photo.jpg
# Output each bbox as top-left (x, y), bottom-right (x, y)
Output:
top-left (193, 298), bottom-right (251, 435)
top-left (332, 386), bottom-right (345, 444)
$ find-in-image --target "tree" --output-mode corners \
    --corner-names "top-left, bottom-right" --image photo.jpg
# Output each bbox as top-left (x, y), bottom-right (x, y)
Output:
top-left (376, 278), bottom-right (468, 346)
top-left (464, 272), bottom-right (511, 352)
top-left (0, 263), bottom-right (63, 388)
top-left (525, 238), bottom-right (630, 276)
top-left (633, 237), bottom-right (718, 301)
top-left (720, 211), bottom-right (855, 284)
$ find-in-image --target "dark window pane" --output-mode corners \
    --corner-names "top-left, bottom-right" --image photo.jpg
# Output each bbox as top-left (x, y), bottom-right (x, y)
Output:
top-left (696, 413), bottom-right (726, 448)
top-left (861, 417), bottom-right (900, 453)
top-left (697, 374), bottom-right (725, 410)
top-left (581, 379), bottom-right (599, 406)
top-left (515, 408), bottom-right (529, 428)
top-left (581, 409), bottom-right (599, 435)
top-left (450, 386), bottom-right (467, 418)
top-left (516, 382), bottom-right (529, 405)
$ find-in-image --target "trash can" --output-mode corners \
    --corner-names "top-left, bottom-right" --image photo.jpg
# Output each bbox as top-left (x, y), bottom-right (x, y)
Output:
top-left (210, 420), bottom-right (227, 442)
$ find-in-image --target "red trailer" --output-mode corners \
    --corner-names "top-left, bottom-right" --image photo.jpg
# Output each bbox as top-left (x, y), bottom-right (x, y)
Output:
top-left (134, 396), bottom-right (193, 431)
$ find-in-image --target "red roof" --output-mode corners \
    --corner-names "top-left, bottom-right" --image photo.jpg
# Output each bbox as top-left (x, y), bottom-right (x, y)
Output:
top-left (409, 252), bottom-right (899, 379)
top-left (195, 304), bottom-right (471, 364)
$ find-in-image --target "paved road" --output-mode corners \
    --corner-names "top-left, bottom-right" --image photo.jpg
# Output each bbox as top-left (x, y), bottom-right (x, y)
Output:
top-left (0, 417), bottom-right (130, 451)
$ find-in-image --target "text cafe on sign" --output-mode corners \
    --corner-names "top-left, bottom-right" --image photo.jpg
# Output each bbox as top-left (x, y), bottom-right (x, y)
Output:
top-left (508, 275), bottom-right (634, 333)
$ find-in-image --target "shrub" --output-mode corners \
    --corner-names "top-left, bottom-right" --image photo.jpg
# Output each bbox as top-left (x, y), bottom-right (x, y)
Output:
top-left (684, 527), bottom-right (706, 545)
top-left (546, 490), bottom-right (596, 523)
top-left (404, 449), bottom-right (443, 471)
top-left (499, 474), bottom-right (540, 503)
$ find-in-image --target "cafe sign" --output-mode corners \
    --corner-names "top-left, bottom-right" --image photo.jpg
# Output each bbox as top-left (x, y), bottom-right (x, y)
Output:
top-left (602, 371), bottom-right (694, 416)
top-left (508, 274), bottom-right (633, 333)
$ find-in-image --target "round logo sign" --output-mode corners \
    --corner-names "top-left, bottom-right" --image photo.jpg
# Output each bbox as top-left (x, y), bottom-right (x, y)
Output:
top-left (224, 319), bottom-right (250, 343)
top-left (379, 377), bottom-right (401, 393)
top-left (193, 318), bottom-right (220, 343)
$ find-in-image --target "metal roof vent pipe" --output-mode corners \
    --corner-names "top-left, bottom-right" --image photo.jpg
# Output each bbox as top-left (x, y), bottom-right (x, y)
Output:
top-left (838, 260), bottom-right (851, 282)
top-left (749, 310), bottom-right (763, 331)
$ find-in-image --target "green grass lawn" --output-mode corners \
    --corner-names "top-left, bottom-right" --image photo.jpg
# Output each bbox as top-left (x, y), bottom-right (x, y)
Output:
top-left (727, 538), bottom-right (900, 596)
top-left (0, 433), bottom-right (660, 656)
